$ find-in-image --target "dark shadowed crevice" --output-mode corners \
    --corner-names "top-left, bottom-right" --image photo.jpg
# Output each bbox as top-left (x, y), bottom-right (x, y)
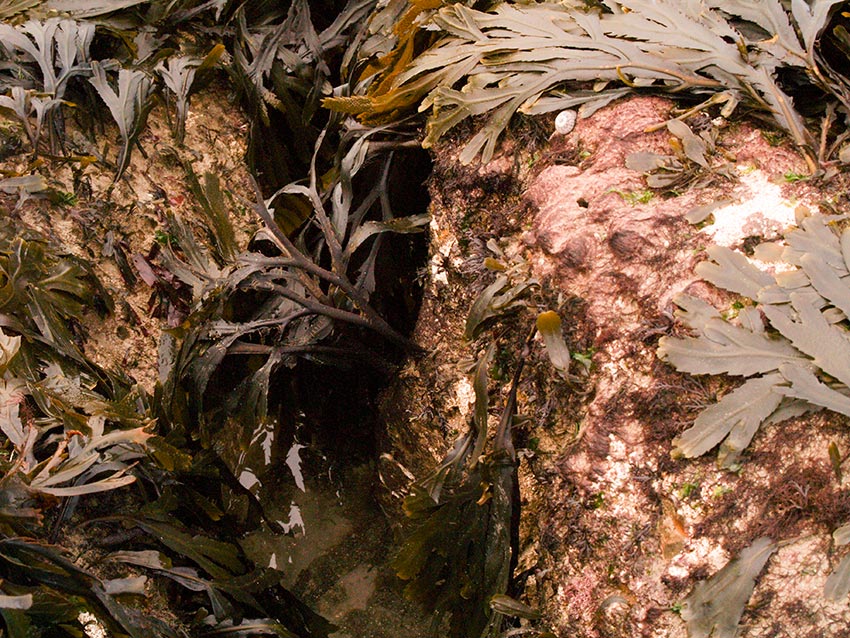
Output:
top-left (207, 142), bottom-right (434, 635)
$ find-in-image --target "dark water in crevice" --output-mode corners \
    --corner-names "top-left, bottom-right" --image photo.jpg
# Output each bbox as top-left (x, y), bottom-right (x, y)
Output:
top-left (222, 374), bottom-right (432, 637)
top-left (237, 431), bottom-right (429, 638)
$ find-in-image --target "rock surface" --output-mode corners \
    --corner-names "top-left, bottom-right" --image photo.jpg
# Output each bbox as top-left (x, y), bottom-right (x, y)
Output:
top-left (7, 77), bottom-right (850, 635)
top-left (380, 96), bottom-right (850, 637)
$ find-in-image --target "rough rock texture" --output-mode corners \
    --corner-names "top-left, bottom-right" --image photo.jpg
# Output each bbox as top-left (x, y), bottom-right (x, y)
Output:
top-left (5, 82), bottom-right (257, 393)
top-left (9, 76), bottom-right (850, 635)
top-left (380, 96), bottom-right (850, 637)
top-left (2, 83), bottom-right (431, 638)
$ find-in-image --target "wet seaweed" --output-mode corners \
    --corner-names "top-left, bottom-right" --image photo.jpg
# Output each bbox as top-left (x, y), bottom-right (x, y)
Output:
top-left (12, 0), bottom-right (836, 635)
top-left (0, 221), bottom-right (171, 636)
top-left (156, 137), bottom-right (427, 444)
top-left (0, 18), bottom-right (95, 153)
top-left (0, 1), bottom-right (427, 635)
top-left (88, 61), bottom-right (156, 182)
top-left (393, 339), bottom-right (527, 638)
top-left (659, 214), bottom-right (850, 468)
top-left (328, 0), bottom-right (850, 169)
top-left (393, 255), bottom-right (568, 636)
top-left (156, 45), bottom-right (224, 145)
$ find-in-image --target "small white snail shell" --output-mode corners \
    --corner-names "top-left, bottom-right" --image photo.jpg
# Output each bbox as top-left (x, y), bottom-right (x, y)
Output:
top-left (554, 109), bottom-right (577, 135)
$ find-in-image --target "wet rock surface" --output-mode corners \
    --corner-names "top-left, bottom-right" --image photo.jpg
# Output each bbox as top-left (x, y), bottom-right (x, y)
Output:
top-left (12, 80), bottom-right (850, 635)
top-left (380, 96), bottom-right (850, 637)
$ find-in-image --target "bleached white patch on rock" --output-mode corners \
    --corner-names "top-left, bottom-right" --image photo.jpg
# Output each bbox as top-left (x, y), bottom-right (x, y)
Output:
top-left (669, 537), bottom-right (729, 579)
top-left (454, 377), bottom-right (475, 417)
top-left (699, 168), bottom-right (803, 247)
top-left (428, 214), bottom-right (458, 286)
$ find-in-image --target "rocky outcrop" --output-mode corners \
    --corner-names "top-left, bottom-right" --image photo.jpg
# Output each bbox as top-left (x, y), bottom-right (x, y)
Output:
top-left (381, 96), bottom-right (850, 637)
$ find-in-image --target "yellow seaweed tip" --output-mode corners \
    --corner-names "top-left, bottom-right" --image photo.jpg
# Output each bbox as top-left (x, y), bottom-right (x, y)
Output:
top-left (536, 310), bottom-right (561, 333)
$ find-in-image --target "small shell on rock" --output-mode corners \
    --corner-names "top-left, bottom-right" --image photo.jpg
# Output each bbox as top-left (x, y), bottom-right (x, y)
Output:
top-left (554, 109), bottom-right (577, 135)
